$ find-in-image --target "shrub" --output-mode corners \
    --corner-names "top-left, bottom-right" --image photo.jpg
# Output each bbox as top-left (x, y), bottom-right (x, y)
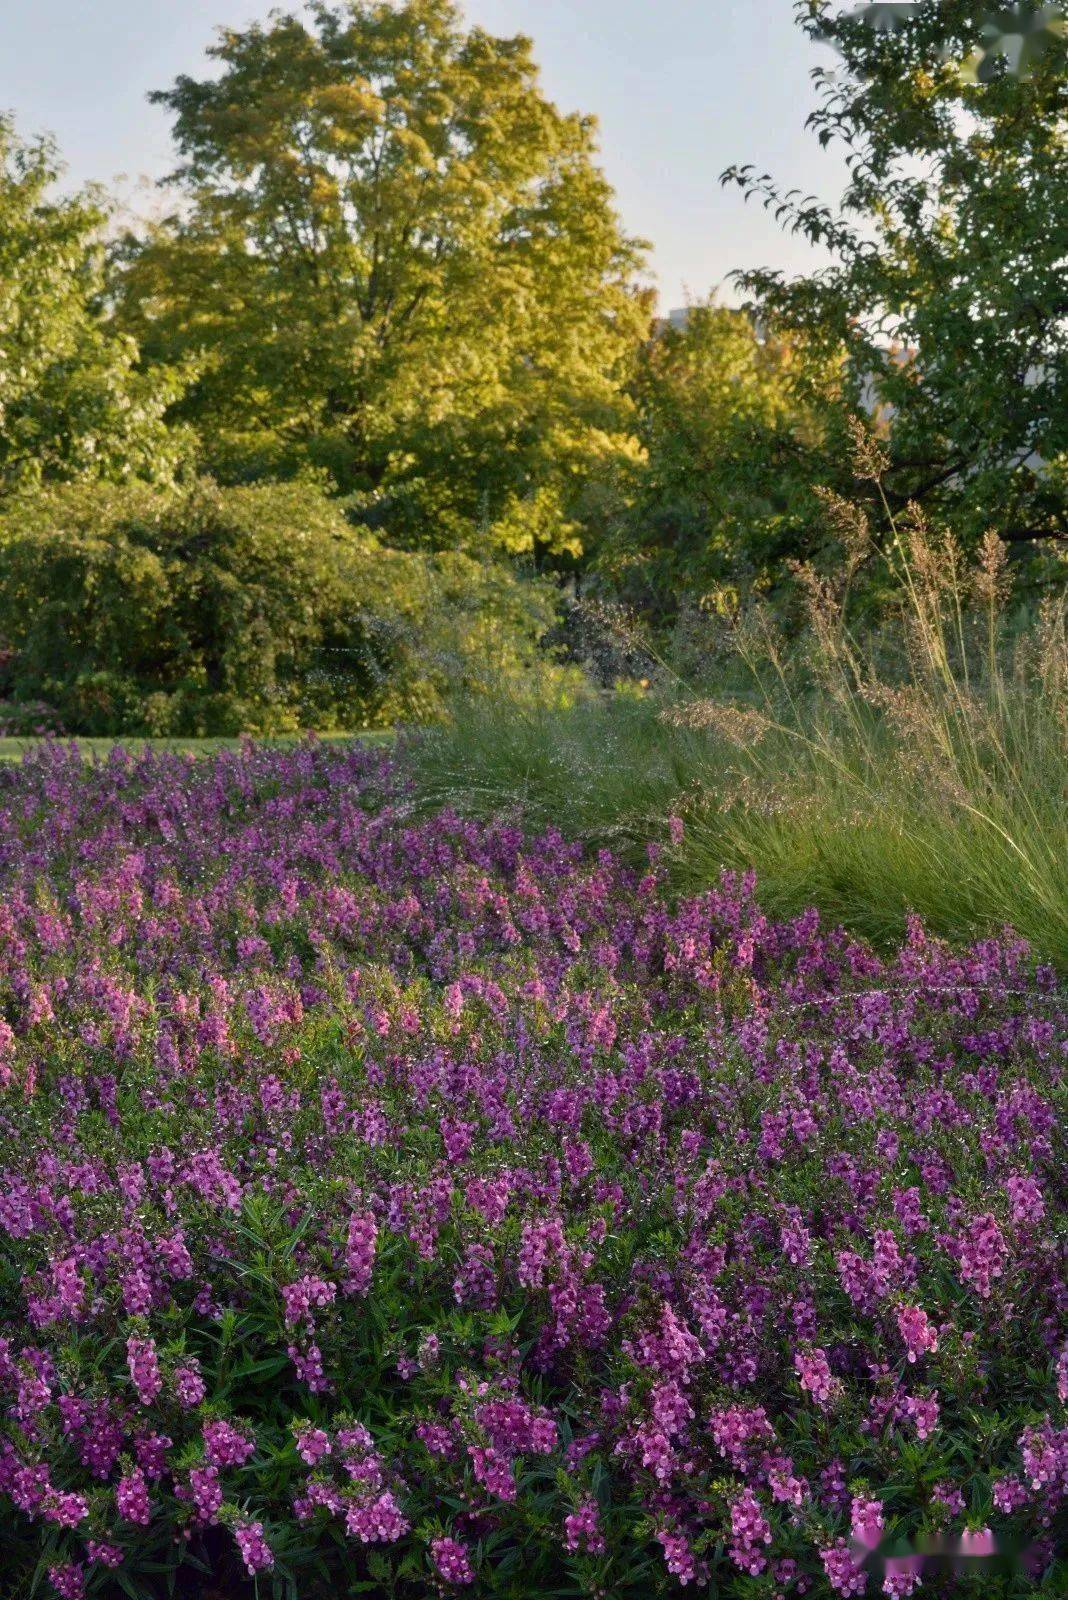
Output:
top-left (0, 742), bottom-right (1063, 1598)
top-left (356, 547), bottom-right (577, 726)
top-left (0, 479), bottom-right (563, 735)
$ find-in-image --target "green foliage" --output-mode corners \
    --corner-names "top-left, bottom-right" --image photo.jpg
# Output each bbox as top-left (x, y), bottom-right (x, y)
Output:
top-left (0, 118), bottom-right (189, 495)
top-left (3, 0), bottom-right (1065, 746)
top-left (364, 545), bottom-right (576, 723)
top-left (113, 0), bottom-right (651, 562)
top-left (0, 478), bottom-right (566, 736)
top-left (596, 303), bottom-right (857, 619)
top-left (721, 1), bottom-right (1068, 555)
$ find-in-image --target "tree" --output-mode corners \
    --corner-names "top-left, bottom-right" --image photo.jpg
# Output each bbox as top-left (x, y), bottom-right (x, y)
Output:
top-left (722, 1), bottom-right (1068, 555)
top-left (0, 117), bottom-right (187, 494)
top-left (596, 304), bottom-right (856, 621)
top-left (115, 0), bottom-right (650, 563)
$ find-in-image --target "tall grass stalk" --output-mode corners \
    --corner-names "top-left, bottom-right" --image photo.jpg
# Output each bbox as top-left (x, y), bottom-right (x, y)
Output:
top-left (407, 439), bottom-right (1068, 969)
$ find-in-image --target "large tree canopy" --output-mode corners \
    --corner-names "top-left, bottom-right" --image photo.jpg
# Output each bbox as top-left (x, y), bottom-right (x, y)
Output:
top-left (0, 118), bottom-right (187, 494)
top-left (116, 0), bottom-right (651, 562)
top-left (722, 0), bottom-right (1068, 553)
top-left (596, 304), bottom-right (857, 621)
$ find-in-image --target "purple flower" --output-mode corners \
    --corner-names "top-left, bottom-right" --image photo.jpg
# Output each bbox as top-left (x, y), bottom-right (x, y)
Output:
top-left (85, 1541), bottom-right (123, 1570)
top-left (42, 1489), bottom-right (88, 1528)
top-left (344, 1211), bottom-right (377, 1295)
top-left (904, 1390), bottom-right (940, 1439)
top-left (126, 1336), bottom-right (162, 1406)
top-left (794, 1346), bottom-right (841, 1411)
top-left (729, 1487), bottom-right (772, 1576)
top-left (344, 1489), bottom-right (409, 1544)
top-left (234, 1519), bottom-right (274, 1574)
top-left (431, 1535), bottom-right (474, 1585)
top-left (0, 744), bottom-right (1059, 1595)
top-left (189, 1464), bottom-right (222, 1523)
top-left (656, 1524), bottom-right (702, 1587)
top-left (202, 1418), bottom-right (255, 1469)
top-left (281, 1274), bottom-right (336, 1328)
top-left (953, 1213), bottom-right (1008, 1299)
top-left (47, 1563), bottom-right (85, 1600)
top-left (563, 1496), bottom-right (605, 1555)
top-left (821, 1539), bottom-right (868, 1596)
top-left (174, 1360), bottom-right (206, 1408)
top-left (116, 1468), bottom-right (151, 1527)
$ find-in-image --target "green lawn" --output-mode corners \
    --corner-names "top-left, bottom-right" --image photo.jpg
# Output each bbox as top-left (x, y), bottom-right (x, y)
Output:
top-left (0, 732), bottom-right (393, 761)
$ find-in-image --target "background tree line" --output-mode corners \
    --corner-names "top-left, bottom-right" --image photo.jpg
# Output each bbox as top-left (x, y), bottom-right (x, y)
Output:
top-left (0, 0), bottom-right (1064, 734)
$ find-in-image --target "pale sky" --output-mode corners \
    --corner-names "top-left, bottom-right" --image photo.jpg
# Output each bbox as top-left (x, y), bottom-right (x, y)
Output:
top-left (1, 0), bottom-right (847, 308)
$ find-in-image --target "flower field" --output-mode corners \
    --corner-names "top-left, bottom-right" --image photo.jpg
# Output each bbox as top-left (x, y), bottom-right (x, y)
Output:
top-left (0, 741), bottom-right (1064, 1599)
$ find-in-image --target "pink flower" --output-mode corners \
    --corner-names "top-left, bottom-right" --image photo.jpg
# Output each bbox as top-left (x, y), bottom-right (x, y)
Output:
top-left (992, 1475), bottom-right (1028, 1513)
top-left (85, 1542), bottom-right (123, 1570)
top-left (850, 1494), bottom-right (884, 1550)
top-left (710, 1404), bottom-right (774, 1468)
top-left (234, 1519), bottom-right (274, 1574)
top-left (295, 1425), bottom-right (331, 1465)
top-left (345, 1489), bottom-right (409, 1544)
top-left (958, 1528), bottom-right (996, 1558)
top-left (1019, 1421), bottom-right (1068, 1494)
top-left (779, 1208), bottom-right (814, 1267)
top-left (656, 1525), bottom-right (702, 1587)
top-left (431, 1535), bottom-right (474, 1585)
top-left (895, 1303), bottom-right (938, 1363)
top-left (794, 1347), bottom-right (841, 1411)
top-left (904, 1391), bottom-right (940, 1440)
top-left (882, 1555), bottom-right (922, 1597)
top-left (189, 1464), bottom-right (222, 1523)
top-left (468, 1444), bottom-right (516, 1502)
top-left (953, 1214), bottom-right (1007, 1299)
top-left (820, 1539), bottom-right (868, 1596)
top-left (281, 1275), bottom-right (336, 1328)
top-left (42, 1489), bottom-right (88, 1528)
top-left (1005, 1174), bottom-right (1044, 1225)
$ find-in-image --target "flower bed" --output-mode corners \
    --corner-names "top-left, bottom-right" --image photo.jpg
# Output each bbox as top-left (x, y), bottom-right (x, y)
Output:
top-left (0, 742), bottom-right (1063, 1597)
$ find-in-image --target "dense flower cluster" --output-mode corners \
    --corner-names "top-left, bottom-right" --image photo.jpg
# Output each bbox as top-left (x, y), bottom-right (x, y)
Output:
top-left (0, 741), bottom-right (1063, 1597)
